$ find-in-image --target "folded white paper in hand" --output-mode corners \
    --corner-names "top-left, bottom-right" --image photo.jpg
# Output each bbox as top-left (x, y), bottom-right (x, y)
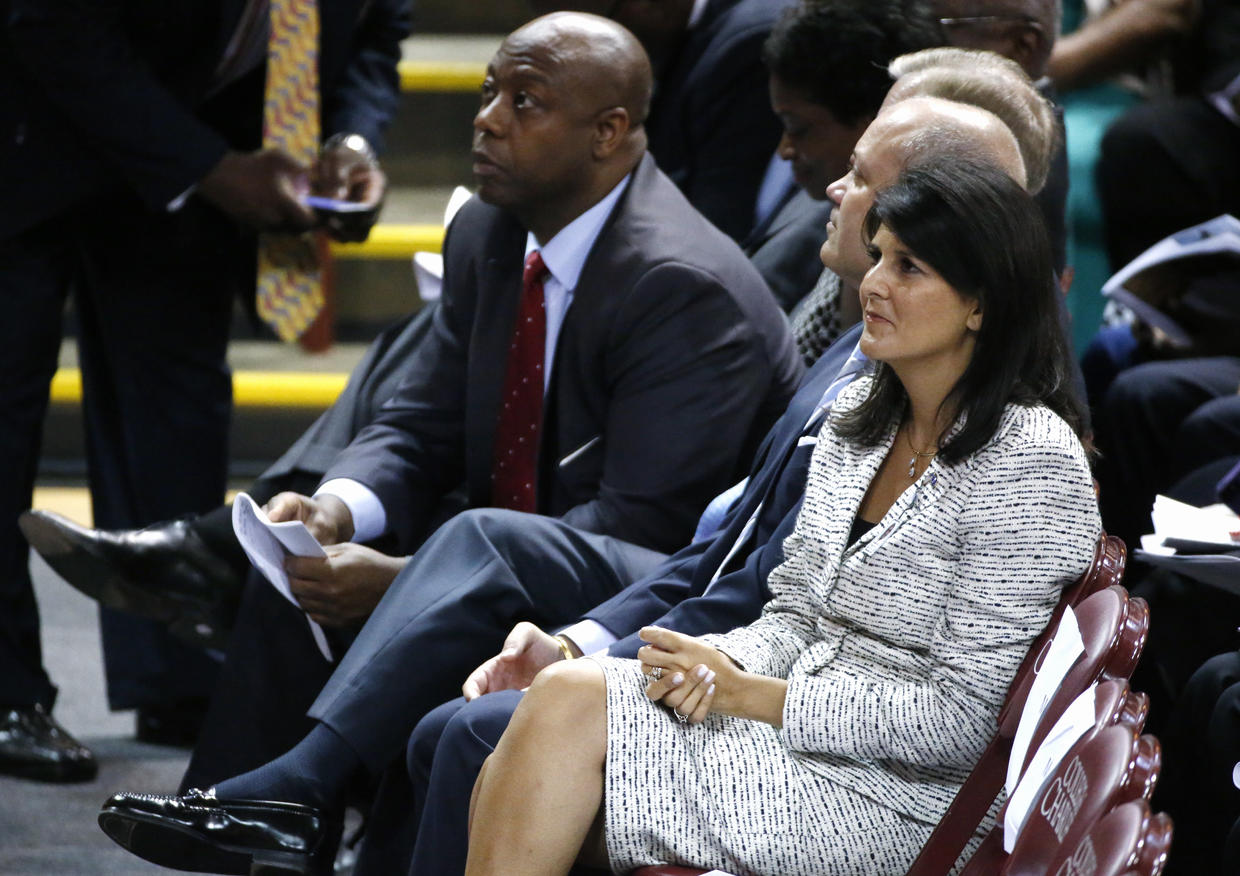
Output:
top-left (231, 492), bottom-right (332, 660)
top-left (1006, 607), bottom-right (1085, 799)
top-left (1004, 683), bottom-right (1098, 851)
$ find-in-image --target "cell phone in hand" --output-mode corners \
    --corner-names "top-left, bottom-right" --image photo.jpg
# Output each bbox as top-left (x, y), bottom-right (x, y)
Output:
top-left (304, 195), bottom-right (373, 215)
top-left (1219, 459), bottom-right (1240, 517)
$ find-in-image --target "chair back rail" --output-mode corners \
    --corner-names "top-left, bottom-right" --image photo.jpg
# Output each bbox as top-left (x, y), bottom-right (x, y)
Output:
top-left (1052, 800), bottom-right (1173, 876)
top-left (1001, 725), bottom-right (1161, 876)
top-left (904, 578), bottom-right (1145, 876)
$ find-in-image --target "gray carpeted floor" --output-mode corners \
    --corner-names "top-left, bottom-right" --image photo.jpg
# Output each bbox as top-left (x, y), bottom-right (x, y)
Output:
top-left (0, 552), bottom-right (191, 875)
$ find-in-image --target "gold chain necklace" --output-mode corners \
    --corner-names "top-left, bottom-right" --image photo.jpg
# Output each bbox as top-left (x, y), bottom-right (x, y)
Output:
top-left (905, 429), bottom-right (937, 478)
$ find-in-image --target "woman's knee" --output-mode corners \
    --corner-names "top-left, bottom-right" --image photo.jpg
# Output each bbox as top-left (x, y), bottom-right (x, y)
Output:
top-left (520, 660), bottom-right (607, 731)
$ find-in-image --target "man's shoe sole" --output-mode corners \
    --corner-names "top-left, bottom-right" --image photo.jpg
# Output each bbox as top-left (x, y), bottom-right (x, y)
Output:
top-left (98, 807), bottom-right (325, 875)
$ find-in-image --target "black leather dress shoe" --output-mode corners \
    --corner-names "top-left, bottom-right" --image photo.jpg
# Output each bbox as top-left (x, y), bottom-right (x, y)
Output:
top-left (0, 704), bottom-right (97, 782)
top-left (99, 788), bottom-right (341, 875)
top-left (19, 510), bottom-right (240, 650)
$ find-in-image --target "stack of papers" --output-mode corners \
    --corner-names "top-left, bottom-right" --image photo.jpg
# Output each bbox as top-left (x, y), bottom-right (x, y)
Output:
top-left (1136, 495), bottom-right (1240, 594)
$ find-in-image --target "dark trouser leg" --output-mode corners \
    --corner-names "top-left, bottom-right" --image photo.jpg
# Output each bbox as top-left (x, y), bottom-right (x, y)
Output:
top-left (309, 508), bottom-right (665, 774)
top-left (180, 573), bottom-right (345, 791)
top-left (185, 504), bottom-right (253, 580)
top-left (73, 198), bottom-right (242, 711)
top-left (0, 221), bottom-right (73, 709)
top-left (394, 693), bottom-right (603, 876)
top-left (351, 695), bottom-right (502, 876)
top-left (395, 693), bottom-right (523, 876)
top-left (1159, 652), bottom-right (1240, 875)
top-left (1175, 394), bottom-right (1240, 479)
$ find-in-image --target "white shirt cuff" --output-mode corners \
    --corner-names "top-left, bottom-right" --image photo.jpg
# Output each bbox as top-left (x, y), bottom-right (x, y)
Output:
top-left (559, 619), bottom-right (617, 657)
top-left (315, 478), bottom-right (387, 543)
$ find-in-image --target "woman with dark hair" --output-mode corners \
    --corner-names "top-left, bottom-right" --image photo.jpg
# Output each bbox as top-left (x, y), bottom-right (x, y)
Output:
top-left (462, 158), bottom-right (1101, 876)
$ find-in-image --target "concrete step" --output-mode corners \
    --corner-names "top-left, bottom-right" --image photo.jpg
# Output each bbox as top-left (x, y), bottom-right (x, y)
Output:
top-left (408, 0), bottom-right (526, 34)
top-left (384, 35), bottom-right (502, 189)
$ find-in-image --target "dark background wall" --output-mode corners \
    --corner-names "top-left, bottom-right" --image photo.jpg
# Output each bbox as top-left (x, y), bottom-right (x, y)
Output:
top-left (417, 0), bottom-right (529, 32)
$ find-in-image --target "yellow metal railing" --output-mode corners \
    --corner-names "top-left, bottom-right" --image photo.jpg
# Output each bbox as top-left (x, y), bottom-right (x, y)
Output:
top-left (50, 369), bottom-right (349, 409)
top-left (398, 60), bottom-right (486, 93)
top-left (328, 223), bottom-right (444, 259)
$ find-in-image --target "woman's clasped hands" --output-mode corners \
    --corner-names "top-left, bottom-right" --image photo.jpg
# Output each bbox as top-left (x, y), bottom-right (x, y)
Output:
top-left (637, 626), bottom-right (740, 725)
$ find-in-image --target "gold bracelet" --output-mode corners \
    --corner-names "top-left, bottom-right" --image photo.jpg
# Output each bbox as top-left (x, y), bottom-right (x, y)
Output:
top-left (553, 634), bottom-right (577, 661)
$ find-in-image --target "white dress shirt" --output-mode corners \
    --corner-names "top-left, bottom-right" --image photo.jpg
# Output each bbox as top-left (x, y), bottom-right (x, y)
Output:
top-left (317, 174), bottom-right (633, 543)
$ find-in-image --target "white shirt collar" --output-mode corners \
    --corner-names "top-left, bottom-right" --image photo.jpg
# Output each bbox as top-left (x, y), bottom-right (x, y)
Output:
top-left (524, 173), bottom-right (632, 291)
top-left (687, 0), bottom-right (710, 30)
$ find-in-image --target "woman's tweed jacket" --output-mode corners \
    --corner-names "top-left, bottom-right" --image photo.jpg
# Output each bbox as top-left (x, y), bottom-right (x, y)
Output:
top-left (700, 376), bottom-right (1101, 824)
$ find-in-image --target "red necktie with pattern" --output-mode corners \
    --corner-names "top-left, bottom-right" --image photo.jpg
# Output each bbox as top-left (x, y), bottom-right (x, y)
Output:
top-left (491, 251), bottom-right (548, 512)
top-left (255, 0), bottom-right (323, 341)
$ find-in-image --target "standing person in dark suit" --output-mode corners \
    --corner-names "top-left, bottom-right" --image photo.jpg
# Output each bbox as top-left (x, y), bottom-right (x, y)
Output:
top-left (0, 0), bottom-right (410, 778)
top-left (96, 95), bottom-right (1026, 876)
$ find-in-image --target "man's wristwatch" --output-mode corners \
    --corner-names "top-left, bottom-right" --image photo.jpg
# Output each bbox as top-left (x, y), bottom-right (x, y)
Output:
top-left (322, 132), bottom-right (377, 165)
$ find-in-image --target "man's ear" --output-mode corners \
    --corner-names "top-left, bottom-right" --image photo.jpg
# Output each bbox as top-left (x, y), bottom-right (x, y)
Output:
top-left (1008, 23), bottom-right (1048, 76)
top-left (593, 107), bottom-right (631, 159)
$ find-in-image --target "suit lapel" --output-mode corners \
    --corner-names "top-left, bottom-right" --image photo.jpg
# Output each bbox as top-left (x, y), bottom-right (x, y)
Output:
top-left (743, 186), bottom-right (802, 251)
top-left (822, 428), bottom-right (893, 564)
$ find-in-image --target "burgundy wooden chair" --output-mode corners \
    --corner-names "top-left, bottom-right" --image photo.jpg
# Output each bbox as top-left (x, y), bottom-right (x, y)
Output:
top-left (1009, 602), bottom-right (1149, 782)
top-left (631, 535), bottom-right (1131, 876)
top-left (960, 681), bottom-right (1154, 875)
top-left (902, 581), bottom-right (1147, 876)
top-left (978, 725), bottom-right (1163, 876)
top-left (1048, 800), bottom-right (1173, 876)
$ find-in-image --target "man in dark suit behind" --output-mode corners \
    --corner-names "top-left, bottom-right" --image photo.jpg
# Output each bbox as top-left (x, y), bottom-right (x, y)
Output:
top-left (534, 0), bottom-right (797, 241)
top-left (0, 0), bottom-right (410, 778)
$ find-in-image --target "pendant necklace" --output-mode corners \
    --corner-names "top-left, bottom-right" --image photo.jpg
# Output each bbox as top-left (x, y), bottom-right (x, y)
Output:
top-left (905, 429), bottom-right (937, 478)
